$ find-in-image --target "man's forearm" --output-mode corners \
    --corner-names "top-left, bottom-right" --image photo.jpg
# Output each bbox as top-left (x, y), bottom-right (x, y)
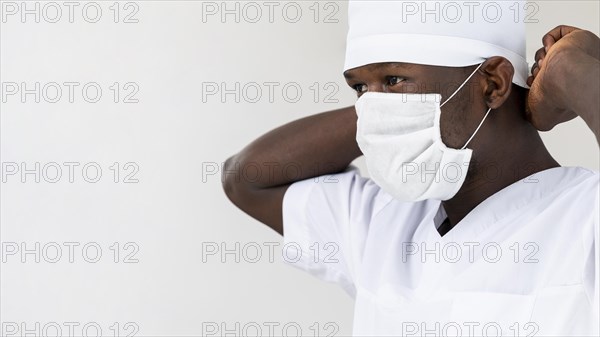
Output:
top-left (223, 106), bottom-right (362, 189)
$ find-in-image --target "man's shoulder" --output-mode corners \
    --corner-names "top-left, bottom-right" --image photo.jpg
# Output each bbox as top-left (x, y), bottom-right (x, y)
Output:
top-left (533, 166), bottom-right (599, 226)
top-left (557, 166), bottom-right (599, 191)
top-left (297, 164), bottom-right (439, 221)
top-left (562, 165), bottom-right (599, 177)
top-left (523, 166), bottom-right (598, 192)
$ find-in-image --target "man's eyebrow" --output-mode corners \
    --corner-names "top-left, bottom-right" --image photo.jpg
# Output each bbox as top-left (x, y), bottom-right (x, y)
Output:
top-left (344, 62), bottom-right (410, 79)
top-left (381, 62), bottom-right (410, 70)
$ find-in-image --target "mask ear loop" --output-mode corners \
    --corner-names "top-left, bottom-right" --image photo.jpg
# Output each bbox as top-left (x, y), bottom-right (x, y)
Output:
top-left (440, 62), bottom-right (485, 108)
top-left (461, 107), bottom-right (492, 150)
top-left (438, 61), bottom-right (489, 150)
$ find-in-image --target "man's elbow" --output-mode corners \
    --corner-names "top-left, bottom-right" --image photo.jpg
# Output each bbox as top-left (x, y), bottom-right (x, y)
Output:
top-left (222, 155), bottom-right (241, 204)
top-left (222, 155), bottom-right (256, 206)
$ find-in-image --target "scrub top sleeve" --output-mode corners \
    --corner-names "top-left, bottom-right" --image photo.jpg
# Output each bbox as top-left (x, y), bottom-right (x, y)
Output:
top-left (281, 165), bottom-right (391, 298)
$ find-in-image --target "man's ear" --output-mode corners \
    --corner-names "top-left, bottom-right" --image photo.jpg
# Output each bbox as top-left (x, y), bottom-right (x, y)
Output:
top-left (480, 56), bottom-right (514, 109)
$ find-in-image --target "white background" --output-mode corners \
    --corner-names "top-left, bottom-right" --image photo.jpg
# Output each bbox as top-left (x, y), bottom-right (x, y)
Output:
top-left (1, 1), bottom-right (598, 336)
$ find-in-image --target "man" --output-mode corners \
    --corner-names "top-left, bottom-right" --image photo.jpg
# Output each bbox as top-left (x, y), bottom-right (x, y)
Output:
top-left (223, 1), bottom-right (600, 335)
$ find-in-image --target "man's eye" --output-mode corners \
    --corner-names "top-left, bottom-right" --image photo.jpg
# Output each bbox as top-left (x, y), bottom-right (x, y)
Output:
top-left (387, 76), bottom-right (405, 86)
top-left (353, 83), bottom-right (367, 93)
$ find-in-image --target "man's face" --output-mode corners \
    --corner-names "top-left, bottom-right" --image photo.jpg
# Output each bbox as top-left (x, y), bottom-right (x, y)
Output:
top-left (343, 62), bottom-right (488, 150)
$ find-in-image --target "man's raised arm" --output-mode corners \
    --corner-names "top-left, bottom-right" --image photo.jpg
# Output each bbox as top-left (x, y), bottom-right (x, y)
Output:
top-left (222, 106), bottom-right (362, 235)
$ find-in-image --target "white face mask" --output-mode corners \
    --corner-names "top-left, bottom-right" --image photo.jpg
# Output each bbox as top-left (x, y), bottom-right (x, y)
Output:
top-left (355, 62), bottom-right (492, 202)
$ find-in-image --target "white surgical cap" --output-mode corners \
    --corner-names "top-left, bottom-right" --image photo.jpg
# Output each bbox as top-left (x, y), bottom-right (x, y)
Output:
top-left (344, 1), bottom-right (529, 88)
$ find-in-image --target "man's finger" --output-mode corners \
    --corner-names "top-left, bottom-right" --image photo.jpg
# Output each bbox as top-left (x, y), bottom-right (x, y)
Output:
top-left (533, 64), bottom-right (541, 77)
top-left (542, 25), bottom-right (580, 51)
top-left (526, 75), bottom-right (534, 87)
top-left (534, 47), bottom-right (546, 63)
top-left (530, 59), bottom-right (538, 75)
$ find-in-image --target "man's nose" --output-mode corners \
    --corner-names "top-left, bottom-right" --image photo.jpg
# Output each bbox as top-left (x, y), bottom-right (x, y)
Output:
top-left (365, 83), bottom-right (386, 93)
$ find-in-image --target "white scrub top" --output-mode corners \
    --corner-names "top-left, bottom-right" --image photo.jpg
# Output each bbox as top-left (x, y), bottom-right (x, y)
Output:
top-left (281, 166), bottom-right (600, 337)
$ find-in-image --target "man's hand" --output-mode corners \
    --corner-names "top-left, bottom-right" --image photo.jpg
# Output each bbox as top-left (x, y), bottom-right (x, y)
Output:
top-left (526, 25), bottom-right (600, 132)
